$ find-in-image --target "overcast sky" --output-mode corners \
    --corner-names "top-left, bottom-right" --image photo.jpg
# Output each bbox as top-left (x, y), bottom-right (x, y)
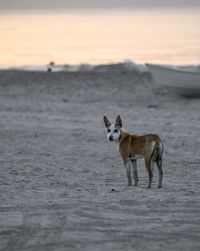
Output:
top-left (1, 0), bottom-right (200, 9)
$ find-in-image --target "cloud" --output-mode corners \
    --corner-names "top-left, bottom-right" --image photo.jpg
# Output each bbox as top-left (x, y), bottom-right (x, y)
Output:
top-left (1, 0), bottom-right (200, 9)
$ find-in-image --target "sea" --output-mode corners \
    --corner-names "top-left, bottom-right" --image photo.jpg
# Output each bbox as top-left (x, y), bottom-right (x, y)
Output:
top-left (0, 8), bottom-right (200, 71)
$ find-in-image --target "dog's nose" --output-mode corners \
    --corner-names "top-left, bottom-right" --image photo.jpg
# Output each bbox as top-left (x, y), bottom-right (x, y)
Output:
top-left (109, 135), bottom-right (114, 141)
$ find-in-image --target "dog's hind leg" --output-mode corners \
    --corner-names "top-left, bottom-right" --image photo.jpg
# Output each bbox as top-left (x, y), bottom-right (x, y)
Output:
top-left (131, 160), bottom-right (139, 186)
top-left (156, 157), bottom-right (163, 188)
top-left (125, 161), bottom-right (132, 186)
top-left (144, 157), bottom-right (153, 188)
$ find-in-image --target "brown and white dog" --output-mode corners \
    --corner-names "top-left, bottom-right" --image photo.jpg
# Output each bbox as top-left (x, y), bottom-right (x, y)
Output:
top-left (103, 115), bottom-right (164, 188)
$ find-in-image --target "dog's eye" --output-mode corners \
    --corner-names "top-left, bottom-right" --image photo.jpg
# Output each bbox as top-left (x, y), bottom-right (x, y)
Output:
top-left (114, 129), bottom-right (118, 133)
top-left (107, 129), bottom-right (111, 133)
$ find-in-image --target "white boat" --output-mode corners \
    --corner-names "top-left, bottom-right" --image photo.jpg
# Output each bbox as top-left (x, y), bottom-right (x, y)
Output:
top-left (146, 63), bottom-right (200, 97)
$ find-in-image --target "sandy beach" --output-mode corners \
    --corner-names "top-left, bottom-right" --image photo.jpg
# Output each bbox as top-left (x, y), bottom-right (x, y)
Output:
top-left (0, 69), bottom-right (200, 251)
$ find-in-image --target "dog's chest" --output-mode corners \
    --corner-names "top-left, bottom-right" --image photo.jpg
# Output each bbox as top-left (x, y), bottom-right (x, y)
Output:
top-left (115, 143), bottom-right (120, 153)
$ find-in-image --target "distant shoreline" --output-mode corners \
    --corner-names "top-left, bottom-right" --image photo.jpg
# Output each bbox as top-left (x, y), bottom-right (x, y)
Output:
top-left (0, 61), bottom-right (200, 73)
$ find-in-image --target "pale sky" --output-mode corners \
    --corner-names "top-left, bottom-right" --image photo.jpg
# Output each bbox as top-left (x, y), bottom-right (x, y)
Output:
top-left (1, 0), bottom-right (200, 9)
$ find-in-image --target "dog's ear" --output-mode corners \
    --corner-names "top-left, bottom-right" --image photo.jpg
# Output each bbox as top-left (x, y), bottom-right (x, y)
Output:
top-left (116, 115), bottom-right (122, 128)
top-left (103, 116), bottom-right (111, 128)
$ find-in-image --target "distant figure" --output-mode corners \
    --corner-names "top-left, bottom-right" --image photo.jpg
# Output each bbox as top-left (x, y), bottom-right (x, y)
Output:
top-left (47, 61), bottom-right (55, 72)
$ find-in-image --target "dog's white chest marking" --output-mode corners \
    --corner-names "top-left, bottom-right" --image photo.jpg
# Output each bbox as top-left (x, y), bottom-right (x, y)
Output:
top-left (115, 143), bottom-right (120, 152)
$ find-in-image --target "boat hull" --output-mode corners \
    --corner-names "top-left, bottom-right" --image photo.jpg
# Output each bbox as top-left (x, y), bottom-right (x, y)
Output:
top-left (146, 64), bottom-right (200, 97)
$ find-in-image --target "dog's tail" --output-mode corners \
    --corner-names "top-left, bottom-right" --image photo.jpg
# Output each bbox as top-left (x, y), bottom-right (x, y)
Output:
top-left (150, 137), bottom-right (163, 171)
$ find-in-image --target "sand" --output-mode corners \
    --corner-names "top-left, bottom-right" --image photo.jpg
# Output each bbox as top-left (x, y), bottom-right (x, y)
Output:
top-left (0, 69), bottom-right (200, 251)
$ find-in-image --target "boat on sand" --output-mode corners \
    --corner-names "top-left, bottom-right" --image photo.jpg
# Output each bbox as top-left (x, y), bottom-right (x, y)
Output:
top-left (146, 64), bottom-right (200, 97)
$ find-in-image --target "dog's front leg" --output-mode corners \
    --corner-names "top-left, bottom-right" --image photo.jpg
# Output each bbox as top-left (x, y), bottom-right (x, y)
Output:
top-left (131, 160), bottom-right (139, 186)
top-left (125, 161), bottom-right (132, 186)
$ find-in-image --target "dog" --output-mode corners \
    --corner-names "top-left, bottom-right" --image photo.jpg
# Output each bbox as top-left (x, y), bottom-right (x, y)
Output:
top-left (103, 115), bottom-right (163, 188)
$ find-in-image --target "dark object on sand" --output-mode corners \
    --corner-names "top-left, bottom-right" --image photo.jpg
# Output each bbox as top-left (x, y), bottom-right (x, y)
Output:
top-left (47, 61), bottom-right (55, 72)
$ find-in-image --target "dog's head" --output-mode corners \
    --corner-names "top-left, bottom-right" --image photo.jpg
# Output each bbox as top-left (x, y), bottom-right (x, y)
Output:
top-left (103, 115), bottom-right (122, 142)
